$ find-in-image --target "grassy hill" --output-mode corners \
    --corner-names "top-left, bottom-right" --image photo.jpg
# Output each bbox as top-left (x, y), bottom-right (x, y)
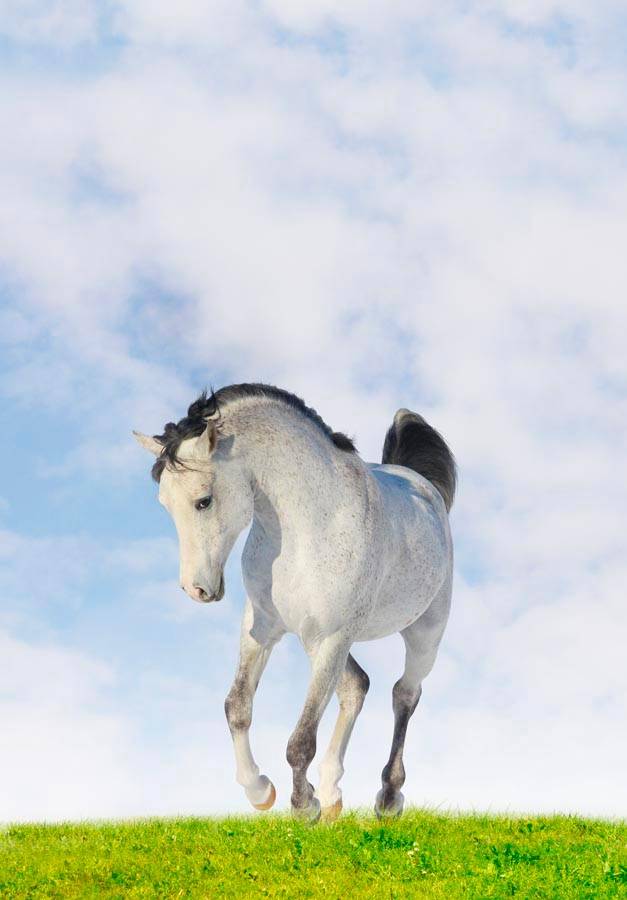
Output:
top-left (1, 809), bottom-right (625, 898)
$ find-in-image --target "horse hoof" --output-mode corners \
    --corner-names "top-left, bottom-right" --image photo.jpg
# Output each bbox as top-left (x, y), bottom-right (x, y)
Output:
top-left (321, 798), bottom-right (342, 822)
top-left (292, 797), bottom-right (321, 823)
top-left (374, 789), bottom-right (404, 819)
top-left (251, 780), bottom-right (276, 811)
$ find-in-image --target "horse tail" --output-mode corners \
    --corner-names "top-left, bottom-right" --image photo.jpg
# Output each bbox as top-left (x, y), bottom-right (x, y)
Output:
top-left (382, 408), bottom-right (457, 512)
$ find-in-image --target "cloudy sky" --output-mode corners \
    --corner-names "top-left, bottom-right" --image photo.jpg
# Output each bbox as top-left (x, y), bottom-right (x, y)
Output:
top-left (1, 0), bottom-right (626, 823)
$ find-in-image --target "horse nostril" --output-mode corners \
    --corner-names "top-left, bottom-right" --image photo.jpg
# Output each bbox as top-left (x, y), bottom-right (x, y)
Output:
top-left (194, 585), bottom-right (208, 601)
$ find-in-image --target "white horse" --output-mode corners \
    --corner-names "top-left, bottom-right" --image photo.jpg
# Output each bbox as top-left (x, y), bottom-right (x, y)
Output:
top-left (134, 384), bottom-right (455, 821)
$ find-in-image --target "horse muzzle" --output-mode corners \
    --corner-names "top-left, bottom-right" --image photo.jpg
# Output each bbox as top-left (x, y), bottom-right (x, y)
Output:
top-left (184, 572), bottom-right (225, 603)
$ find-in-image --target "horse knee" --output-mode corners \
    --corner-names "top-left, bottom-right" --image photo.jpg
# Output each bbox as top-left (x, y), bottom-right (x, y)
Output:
top-left (287, 728), bottom-right (317, 772)
top-left (224, 686), bottom-right (251, 733)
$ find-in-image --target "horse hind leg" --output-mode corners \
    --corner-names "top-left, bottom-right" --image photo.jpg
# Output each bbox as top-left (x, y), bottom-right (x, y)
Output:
top-left (316, 653), bottom-right (370, 821)
top-left (375, 621), bottom-right (438, 818)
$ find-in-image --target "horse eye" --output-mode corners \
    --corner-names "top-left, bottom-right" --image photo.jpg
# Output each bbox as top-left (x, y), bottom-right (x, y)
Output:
top-left (195, 495), bottom-right (213, 511)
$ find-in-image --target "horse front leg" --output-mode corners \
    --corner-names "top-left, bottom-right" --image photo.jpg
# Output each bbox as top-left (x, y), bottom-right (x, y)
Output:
top-left (287, 632), bottom-right (352, 822)
top-left (224, 600), bottom-right (281, 811)
top-left (316, 653), bottom-right (370, 821)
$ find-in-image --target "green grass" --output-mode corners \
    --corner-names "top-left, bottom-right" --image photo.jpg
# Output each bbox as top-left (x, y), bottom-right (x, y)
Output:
top-left (1, 809), bottom-right (625, 899)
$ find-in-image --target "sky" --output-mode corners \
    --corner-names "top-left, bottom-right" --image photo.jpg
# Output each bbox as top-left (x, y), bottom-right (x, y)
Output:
top-left (1, 0), bottom-right (626, 823)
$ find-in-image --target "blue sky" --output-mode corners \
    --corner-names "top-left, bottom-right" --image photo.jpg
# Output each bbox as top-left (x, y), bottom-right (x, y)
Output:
top-left (1, 0), bottom-right (626, 822)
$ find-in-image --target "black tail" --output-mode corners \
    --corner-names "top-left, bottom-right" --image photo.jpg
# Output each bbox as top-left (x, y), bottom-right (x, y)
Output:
top-left (382, 408), bottom-right (457, 511)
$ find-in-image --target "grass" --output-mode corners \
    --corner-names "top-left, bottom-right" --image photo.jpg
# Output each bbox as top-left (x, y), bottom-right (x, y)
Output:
top-left (1, 809), bottom-right (625, 899)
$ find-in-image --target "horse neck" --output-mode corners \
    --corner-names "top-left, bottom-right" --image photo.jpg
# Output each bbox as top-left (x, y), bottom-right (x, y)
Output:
top-left (229, 402), bottom-right (355, 538)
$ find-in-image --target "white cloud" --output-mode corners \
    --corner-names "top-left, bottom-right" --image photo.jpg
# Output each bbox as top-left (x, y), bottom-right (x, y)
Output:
top-left (0, 629), bottom-right (131, 822)
top-left (0, 626), bottom-right (247, 822)
top-left (0, 0), bottom-right (100, 47)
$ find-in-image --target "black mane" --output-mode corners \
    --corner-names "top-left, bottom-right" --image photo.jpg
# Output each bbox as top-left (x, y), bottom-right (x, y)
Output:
top-left (151, 383), bottom-right (356, 482)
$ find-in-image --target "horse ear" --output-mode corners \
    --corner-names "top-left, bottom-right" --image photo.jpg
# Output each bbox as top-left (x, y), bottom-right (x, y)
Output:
top-left (196, 420), bottom-right (218, 457)
top-left (133, 431), bottom-right (162, 456)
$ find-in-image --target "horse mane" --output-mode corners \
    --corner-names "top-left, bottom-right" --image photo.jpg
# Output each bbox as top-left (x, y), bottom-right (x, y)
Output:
top-left (151, 383), bottom-right (356, 482)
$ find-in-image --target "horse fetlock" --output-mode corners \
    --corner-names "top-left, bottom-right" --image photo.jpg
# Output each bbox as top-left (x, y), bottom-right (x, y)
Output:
top-left (382, 758), bottom-right (406, 791)
top-left (291, 794), bottom-right (321, 823)
top-left (245, 775), bottom-right (276, 811)
top-left (320, 797), bottom-right (343, 822)
top-left (316, 783), bottom-right (342, 811)
top-left (291, 777), bottom-right (315, 807)
top-left (375, 787), bottom-right (404, 818)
